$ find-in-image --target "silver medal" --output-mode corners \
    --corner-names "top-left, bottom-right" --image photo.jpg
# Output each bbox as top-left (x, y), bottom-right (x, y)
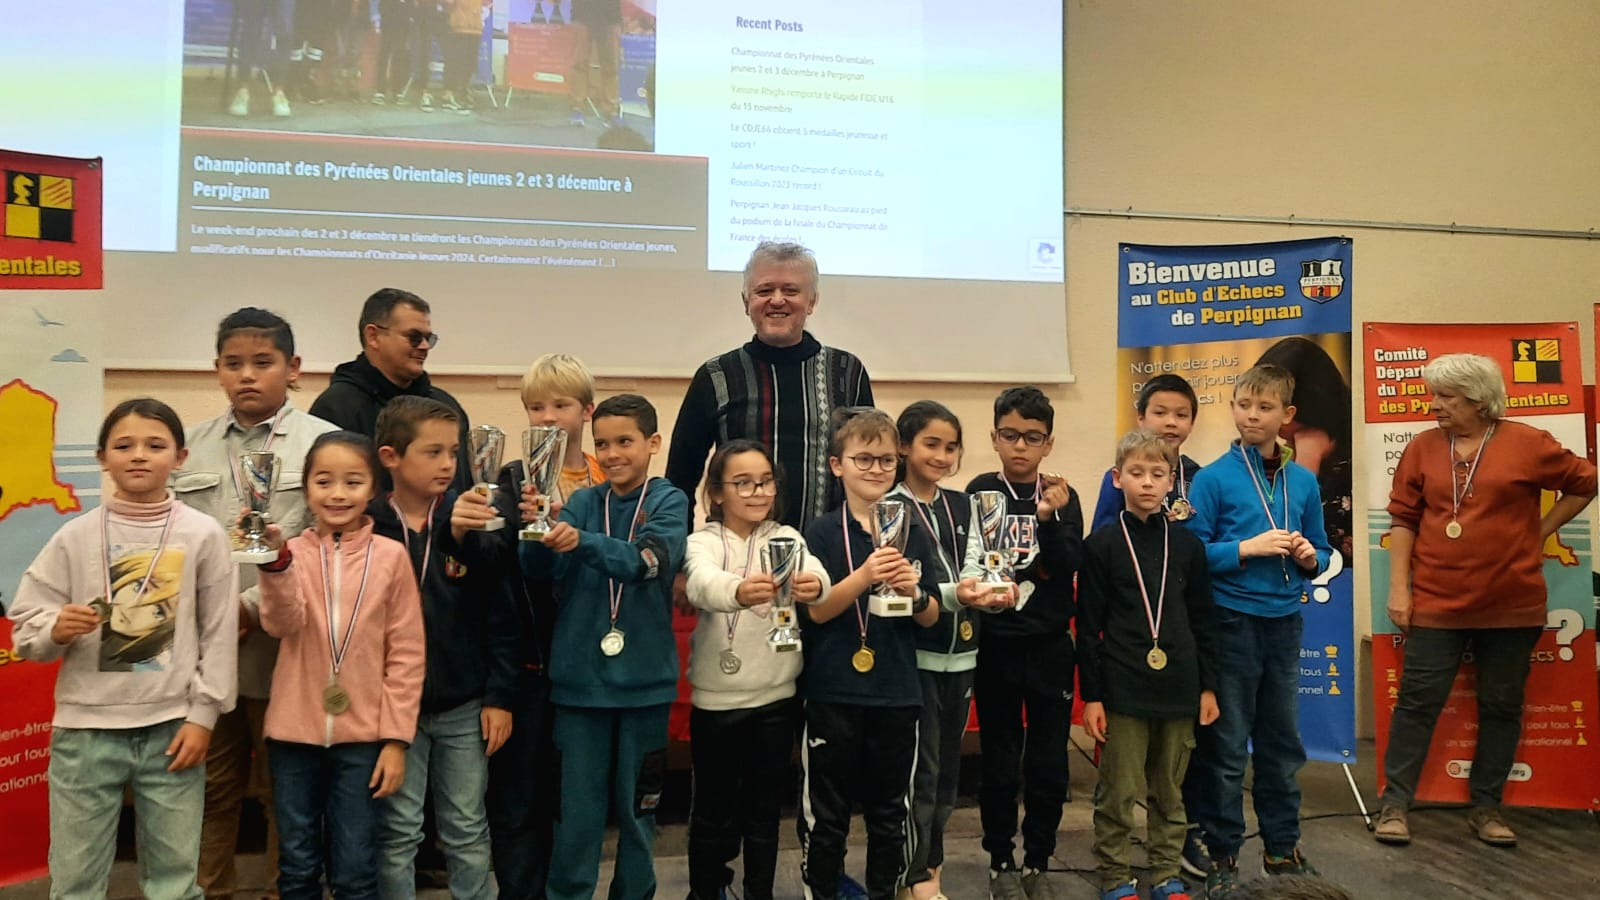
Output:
top-left (719, 648), bottom-right (742, 675)
top-left (600, 627), bottom-right (626, 657)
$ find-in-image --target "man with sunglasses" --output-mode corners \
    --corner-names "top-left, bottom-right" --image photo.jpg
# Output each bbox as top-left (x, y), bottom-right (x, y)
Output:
top-left (666, 241), bottom-right (874, 532)
top-left (312, 287), bottom-right (475, 492)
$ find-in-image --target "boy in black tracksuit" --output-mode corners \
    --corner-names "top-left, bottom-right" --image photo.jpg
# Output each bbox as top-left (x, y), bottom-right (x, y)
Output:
top-left (965, 387), bottom-right (1084, 900)
top-left (799, 408), bottom-right (943, 900)
top-left (369, 396), bottom-right (521, 898)
top-left (1078, 430), bottom-right (1219, 900)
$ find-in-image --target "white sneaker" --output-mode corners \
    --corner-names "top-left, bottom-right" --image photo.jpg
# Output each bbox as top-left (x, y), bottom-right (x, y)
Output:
top-left (228, 87), bottom-right (250, 116)
top-left (272, 90), bottom-right (291, 117)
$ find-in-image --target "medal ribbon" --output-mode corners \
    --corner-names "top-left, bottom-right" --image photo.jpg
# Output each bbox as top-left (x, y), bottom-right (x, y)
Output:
top-left (719, 521), bottom-right (762, 647)
top-left (1238, 444), bottom-right (1291, 585)
top-left (390, 496), bottom-right (438, 587)
top-left (1118, 511), bottom-right (1169, 648)
top-left (840, 506), bottom-right (872, 647)
top-left (604, 479), bottom-right (652, 629)
top-left (101, 505), bottom-right (177, 611)
top-left (1448, 423), bottom-right (1496, 524)
top-left (1000, 475), bottom-right (1041, 504)
top-left (320, 534), bottom-right (374, 678)
top-left (903, 486), bottom-right (960, 581)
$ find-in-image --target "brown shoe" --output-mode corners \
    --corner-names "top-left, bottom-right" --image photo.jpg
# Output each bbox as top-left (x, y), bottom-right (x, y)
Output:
top-left (1374, 805), bottom-right (1411, 845)
top-left (1467, 807), bottom-right (1517, 847)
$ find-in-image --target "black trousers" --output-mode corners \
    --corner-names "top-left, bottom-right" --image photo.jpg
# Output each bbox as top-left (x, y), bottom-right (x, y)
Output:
top-left (975, 633), bottom-right (1074, 870)
top-left (688, 698), bottom-right (798, 900)
top-left (798, 701), bottom-right (920, 900)
top-left (1381, 625), bottom-right (1542, 809)
top-left (907, 669), bottom-right (974, 878)
top-left (487, 674), bottom-right (554, 900)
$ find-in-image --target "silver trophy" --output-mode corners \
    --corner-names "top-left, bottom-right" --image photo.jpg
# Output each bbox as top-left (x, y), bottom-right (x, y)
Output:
top-left (868, 499), bottom-right (913, 616)
top-left (974, 490), bottom-right (1016, 606)
top-left (519, 426), bottom-right (568, 542)
top-left (233, 450), bottom-right (280, 564)
top-left (763, 536), bottom-right (803, 652)
top-left (469, 425), bottom-right (506, 531)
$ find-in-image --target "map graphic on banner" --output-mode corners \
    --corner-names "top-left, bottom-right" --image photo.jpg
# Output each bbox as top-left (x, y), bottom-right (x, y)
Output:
top-left (1364, 321), bottom-right (1599, 809)
top-left (1116, 237), bottom-right (1356, 763)
top-left (0, 293), bottom-right (103, 886)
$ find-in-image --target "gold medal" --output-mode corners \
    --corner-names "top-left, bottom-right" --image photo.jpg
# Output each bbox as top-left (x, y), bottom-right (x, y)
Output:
top-left (1168, 498), bottom-right (1192, 521)
top-left (322, 681), bottom-right (351, 715)
top-left (959, 619), bottom-right (974, 642)
top-left (851, 646), bottom-right (876, 673)
top-left (1146, 646), bottom-right (1168, 671)
top-left (1445, 520), bottom-right (1463, 540)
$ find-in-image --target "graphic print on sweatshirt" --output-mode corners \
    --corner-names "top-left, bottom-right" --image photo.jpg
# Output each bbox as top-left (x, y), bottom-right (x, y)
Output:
top-left (93, 543), bottom-right (186, 671)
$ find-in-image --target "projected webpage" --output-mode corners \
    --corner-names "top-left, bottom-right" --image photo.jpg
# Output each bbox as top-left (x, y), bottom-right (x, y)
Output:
top-left (10, 0), bottom-right (1061, 283)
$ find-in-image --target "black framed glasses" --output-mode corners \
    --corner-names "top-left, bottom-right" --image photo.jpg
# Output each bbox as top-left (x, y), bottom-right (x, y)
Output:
top-left (995, 427), bottom-right (1048, 448)
top-left (375, 325), bottom-right (440, 348)
top-left (717, 477), bottom-right (779, 498)
top-left (845, 453), bottom-right (898, 472)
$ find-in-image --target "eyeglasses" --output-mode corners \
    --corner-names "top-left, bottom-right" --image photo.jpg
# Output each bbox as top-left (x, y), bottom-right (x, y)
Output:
top-left (717, 477), bottom-right (778, 498)
top-left (844, 453), bottom-right (898, 472)
top-left (995, 427), bottom-right (1048, 448)
top-left (374, 325), bottom-right (440, 348)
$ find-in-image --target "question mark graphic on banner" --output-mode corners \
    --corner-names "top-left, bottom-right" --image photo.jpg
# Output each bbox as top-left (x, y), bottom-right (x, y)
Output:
top-left (1546, 609), bottom-right (1582, 662)
top-left (1308, 549), bottom-right (1344, 603)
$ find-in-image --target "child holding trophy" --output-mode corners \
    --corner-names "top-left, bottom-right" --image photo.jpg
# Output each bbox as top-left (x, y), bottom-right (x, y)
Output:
top-left (887, 401), bottom-right (1016, 900)
top-left (252, 431), bottom-right (427, 896)
top-left (518, 394), bottom-right (689, 900)
top-left (798, 407), bottom-right (941, 900)
top-left (177, 307), bottom-right (336, 896)
top-left (683, 439), bottom-right (830, 900)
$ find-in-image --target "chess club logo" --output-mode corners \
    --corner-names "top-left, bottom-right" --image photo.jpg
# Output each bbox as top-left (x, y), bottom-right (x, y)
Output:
top-left (4, 171), bottom-right (76, 242)
top-left (1298, 259), bottom-right (1344, 302)
top-left (1509, 338), bottom-right (1561, 384)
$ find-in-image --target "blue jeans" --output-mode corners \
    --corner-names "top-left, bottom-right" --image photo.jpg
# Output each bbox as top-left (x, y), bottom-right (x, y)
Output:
top-left (378, 699), bottom-right (493, 900)
top-left (1191, 608), bottom-right (1306, 860)
top-left (48, 718), bottom-right (204, 900)
top-left (269, 739), bottom-right (383, 900)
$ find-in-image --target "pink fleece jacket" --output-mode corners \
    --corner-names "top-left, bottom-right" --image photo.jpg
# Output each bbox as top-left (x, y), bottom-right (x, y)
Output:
top-left (258, 519), bottom-right (426, 746)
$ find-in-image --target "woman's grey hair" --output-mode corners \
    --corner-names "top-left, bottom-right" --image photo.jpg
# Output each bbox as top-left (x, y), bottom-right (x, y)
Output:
top-left (742, 241), bottom-right (819, 294)
top-left (1422, 353), bottom-right (1506, 420)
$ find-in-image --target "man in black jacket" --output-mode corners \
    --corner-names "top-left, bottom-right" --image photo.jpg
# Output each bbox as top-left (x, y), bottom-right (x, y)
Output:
top-left (311, 287), bottom-right (473, 492)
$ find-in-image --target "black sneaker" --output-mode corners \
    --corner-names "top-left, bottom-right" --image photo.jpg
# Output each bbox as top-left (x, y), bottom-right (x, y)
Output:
top-left (1180, 828), bottom-right (1211, 878)
top-left (1261, 847), bottom-right (1319, 877)
top-left (989, 867), bottom-right (1025, 900)
top-left (1204, 857), bottom-right (1238, 899)
top-left (1020, 868), bottom-right (1059, 900)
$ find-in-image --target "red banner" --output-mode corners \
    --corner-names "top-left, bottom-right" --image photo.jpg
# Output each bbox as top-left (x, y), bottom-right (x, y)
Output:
top-left (0, 622), bottom-right (56, 885)
top-left (0, 149), bottom-right (102, 290)
top-left (1364, 321), bottom-right (1600, 809)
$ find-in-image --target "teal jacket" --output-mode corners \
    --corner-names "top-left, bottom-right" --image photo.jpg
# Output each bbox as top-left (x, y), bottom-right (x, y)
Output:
top-left (520, 477), bottom-right (688, 708)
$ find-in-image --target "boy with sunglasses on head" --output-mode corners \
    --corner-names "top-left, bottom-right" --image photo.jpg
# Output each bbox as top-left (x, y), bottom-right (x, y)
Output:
top-left (964, 385), bottom-right (1084, 900)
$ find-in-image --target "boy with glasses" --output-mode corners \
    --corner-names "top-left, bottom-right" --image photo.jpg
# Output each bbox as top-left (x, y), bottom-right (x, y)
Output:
top-left (964, 386), bottom-right (1084, 900)
top-left (312, 287), bottom-right (475, 492)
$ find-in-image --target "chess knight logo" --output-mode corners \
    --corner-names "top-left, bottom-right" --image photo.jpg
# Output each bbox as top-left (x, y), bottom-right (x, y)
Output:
top-left (1298, 259), bottom-right (1344, 302)
top-left (4, 171), bottom-right (77, 242)
top-left (1509, 338), bottom-right (1561, 384)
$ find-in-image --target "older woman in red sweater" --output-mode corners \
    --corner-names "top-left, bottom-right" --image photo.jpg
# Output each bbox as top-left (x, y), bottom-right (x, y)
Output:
top-left (1376, 353), bottom-right (1595, 848)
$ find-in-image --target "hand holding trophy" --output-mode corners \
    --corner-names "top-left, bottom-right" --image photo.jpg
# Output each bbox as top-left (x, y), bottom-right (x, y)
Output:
top-left (468, 425), bottom-right (506, 531)
top-left (867, 499), bottom-right (913, 617)
top-left (519, 426), bottom-right (567, 542)
top-left (233, 450), bottom-right (281, 564)
top-left (974, 491), bottom-right (1017, 611)
top-left (764, 536), bottom-right (803, 652)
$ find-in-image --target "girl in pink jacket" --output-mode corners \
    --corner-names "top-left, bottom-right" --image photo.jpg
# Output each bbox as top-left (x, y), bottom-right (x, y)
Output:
top-left (256, 431), bottom-right (426, 897)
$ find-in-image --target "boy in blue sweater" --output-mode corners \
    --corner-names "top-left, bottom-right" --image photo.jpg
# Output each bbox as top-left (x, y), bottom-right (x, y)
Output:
top-left (519, 394), bottom-right (689, 900)
top-left (1186, 365), bottom-right (1330, 898)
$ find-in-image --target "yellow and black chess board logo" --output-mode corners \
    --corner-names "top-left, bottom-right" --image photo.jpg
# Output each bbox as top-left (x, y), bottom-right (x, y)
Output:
top-left (1510, 338), bottom-right (1561, 384)
top-left (4, 171), bottom-right (76, 242)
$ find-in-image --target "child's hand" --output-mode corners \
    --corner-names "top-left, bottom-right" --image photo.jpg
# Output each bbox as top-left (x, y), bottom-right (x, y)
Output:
top-left (51, 604), bottom-right (102, 645)
top-left (482, 705), bottom-right (513, 756)
top-left (542, 522), bottom-right (580, 553)
top-left (1199, 690), bottom-right (1220, 726)
top-left (958, 576), bottom-right (1016, 610)
top-left (888, 560), bottom-right (920, 595)
top-left (736, 574), bottom-right (777, 607)
top-left (451, 490), bottom-right (497, 540)
top-left (1288, 531), bottom-right (1318, 570)
top-left (518, 483), bottom-right (545, 520)
top-left (371, 742), bottom-right (407, 798)
top-left (792, 571), bottom-right (823, 604)
top-left (1082, 701), bottom-right (1108, 743)
top-left (860, 546), bottom-right (903, 585)
top-left (165, 722), bottom-right (212, 772)
top-left (1036, 474), bottom-right (1070, 521)
top-left (1240, 529), bottom-right (1293, 559)
top-left (259, 523), bottom-right (286, 552)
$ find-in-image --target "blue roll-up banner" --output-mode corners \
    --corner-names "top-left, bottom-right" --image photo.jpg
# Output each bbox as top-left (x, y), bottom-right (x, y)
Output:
top-left (1115, 237), bottom-right (1357, 763)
